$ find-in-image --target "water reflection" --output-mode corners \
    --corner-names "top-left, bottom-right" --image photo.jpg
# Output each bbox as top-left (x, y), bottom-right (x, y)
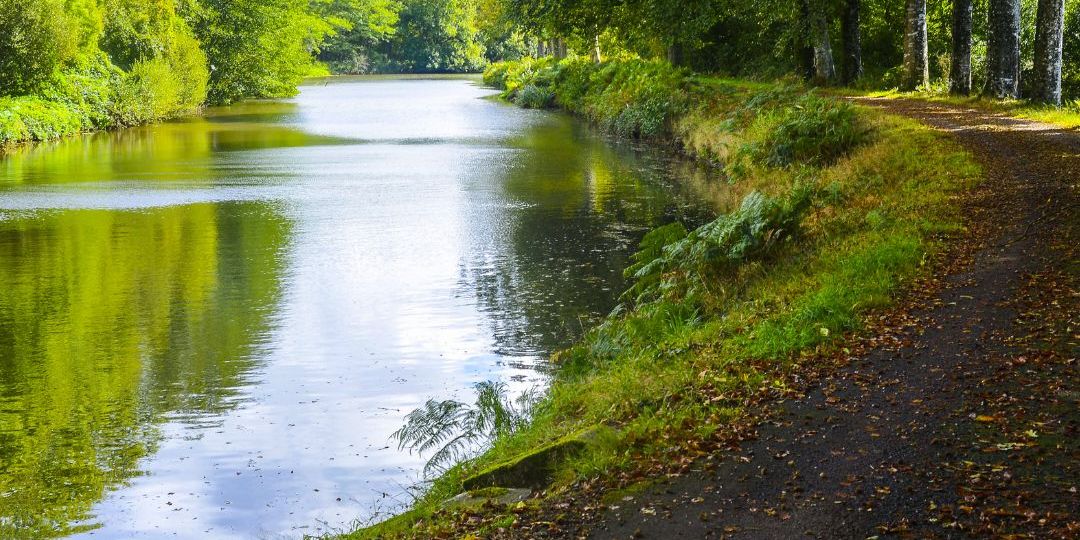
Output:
top-left (0, 204), bottom-right (290, 537)
top-left (0, 77), bottom-right (719, 538)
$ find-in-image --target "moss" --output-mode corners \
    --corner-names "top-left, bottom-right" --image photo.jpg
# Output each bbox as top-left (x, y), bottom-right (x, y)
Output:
top-left (467, 487), bottom-right (509, 498)
top-left (462, 426), bottom-right (610, 490)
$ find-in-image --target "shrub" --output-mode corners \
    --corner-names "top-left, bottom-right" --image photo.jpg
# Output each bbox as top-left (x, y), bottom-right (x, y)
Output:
top-left (0, 96), bottom-right (84, 145)
top-left (514, 84), bottom-right (555, 109)
top-left (485, 58), bottom-right (693, 138)
top-left (40, 52), bottom-right (122, 129)
top-left (728, 94), bottom-right (869, 176)
top-left (623, 187), bottom-right (814, 307)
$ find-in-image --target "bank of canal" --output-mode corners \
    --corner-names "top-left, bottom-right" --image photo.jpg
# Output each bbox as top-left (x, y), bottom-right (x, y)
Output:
top-left (0, 76), bottom-right (720, 538)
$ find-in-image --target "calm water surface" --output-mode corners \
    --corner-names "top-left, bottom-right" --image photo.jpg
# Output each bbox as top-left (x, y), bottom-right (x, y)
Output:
top-left (0, 76), bottom-right (716, 538)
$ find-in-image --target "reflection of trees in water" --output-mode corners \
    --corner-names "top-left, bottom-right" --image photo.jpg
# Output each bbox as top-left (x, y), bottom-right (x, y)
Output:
top-left (0, 201), bottom-right (290, 537)
top-left (461, 118), bottom-right (718, 361)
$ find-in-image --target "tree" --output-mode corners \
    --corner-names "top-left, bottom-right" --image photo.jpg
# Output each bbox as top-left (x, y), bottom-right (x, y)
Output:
top-left (804, 0), bottom-right (835, 84)
top-left (901, 0), bottom-right (928, 90)
top-left (985, 0), bottom-right (1021, 98)
top-left (387, 0), bottom-right (485, 73)
top-left (316, 0), bottom-right (400, 74)
top-left (841, 0), bottom-right (863, 85)
top-left (950, 0), bottom-right (973, 94)
top-left (1032, 0), bottom-right (1066, 104)
top-left (0, 0), bottom-right (76, 95)
top-left (191, 0), bottom-right (336, 104)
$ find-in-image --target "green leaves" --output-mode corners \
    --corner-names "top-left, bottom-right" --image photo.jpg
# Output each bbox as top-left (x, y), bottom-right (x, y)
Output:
top-left (622, 188), bottom-right (814, 307)
top-left (392, 381), bottom-right (537, 476)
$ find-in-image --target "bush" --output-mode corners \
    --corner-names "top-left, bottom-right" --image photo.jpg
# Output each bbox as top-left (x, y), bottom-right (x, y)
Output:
top-left (484, 57), bottom-right (693, 138)
top-left (0, 96), bottom-right (84, 145)
top-left (39, 52), bottom-right (122, 129)
top-left (514, 84), bottom-right (555, 109)
top-left (623, 187), bottom-right (814, 307)
top-left (728, 94), bottom-right (869, 176)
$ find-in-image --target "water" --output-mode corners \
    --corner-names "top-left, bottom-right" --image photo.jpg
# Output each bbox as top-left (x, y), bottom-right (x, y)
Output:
top-left (0, 76), bottom-right (716, 538)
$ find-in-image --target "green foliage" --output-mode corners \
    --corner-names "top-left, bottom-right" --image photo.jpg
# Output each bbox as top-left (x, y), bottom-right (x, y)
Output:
top-left (485, 58), bottom-right (693, 137)
top-left (39, 52), bottom-right (122, 128)
top-left (0, 0), bottom-right (77, 96)
top-left (392, 381), bottom-right (536, 476)
top-left (0, 96), bottom-right (83, 145)
top-left (193, 0), bottom-right (336, 104)
top-left (316, 0), bottom-right (400, 74)
top-left (623, 188), bottom-right (814, 307)
top-left (513, 84), bottom-right (555, 108)
top-left (732, 95), bottom-right (869, 171)
top-left (384, 0), bottom-right (486, 72)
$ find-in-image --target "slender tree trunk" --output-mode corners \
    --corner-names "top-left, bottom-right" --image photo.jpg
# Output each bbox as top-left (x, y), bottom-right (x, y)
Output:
top-left (667, 43), bottom-right (684, 66)
top-left (985, 0), bottom-right (1021, 98)
top-left (950, 0), bottom-right (973, 94)
top-left (798, 0), bottom-right (816, 81)
top-left (592, 33), bottom-right (602, 63)
top-left (841, 0), bottom-right (863, 85)
top-left (902, 0), bottom-right (929, 90)
top-left (1032, 0), bottom-right (1066, 105)
top-left (810, 7), bottom-right (836, 84)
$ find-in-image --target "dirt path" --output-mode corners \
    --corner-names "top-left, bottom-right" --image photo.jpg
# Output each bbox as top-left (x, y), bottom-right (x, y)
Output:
top-left (587, 100), bottom-right (1079, 539)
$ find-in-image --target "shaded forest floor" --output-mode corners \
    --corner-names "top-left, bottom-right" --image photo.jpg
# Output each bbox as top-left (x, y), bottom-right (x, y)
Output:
top-left (584, 99), bottom-right (1080, 539)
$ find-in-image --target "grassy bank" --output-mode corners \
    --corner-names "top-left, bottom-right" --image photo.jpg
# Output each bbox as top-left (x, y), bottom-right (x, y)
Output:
top-left (342, 59), bottom-right (981, 538)
top-left (0, 51), bottom-right (207, 149)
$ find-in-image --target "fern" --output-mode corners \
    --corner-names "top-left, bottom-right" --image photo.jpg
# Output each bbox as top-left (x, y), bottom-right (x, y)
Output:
top-left (391, 381), bottom-right (536, 477)
top-left (622, 187), bottom-right (814, 307)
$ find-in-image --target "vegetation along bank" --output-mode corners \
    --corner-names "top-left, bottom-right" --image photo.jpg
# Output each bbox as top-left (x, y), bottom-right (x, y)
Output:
top-left (344, 57), bottom-right (983, 538)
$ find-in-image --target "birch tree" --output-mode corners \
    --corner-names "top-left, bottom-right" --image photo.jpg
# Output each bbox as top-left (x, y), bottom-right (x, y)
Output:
top-left (1032, 0), bottom-right (1066, 104)
top-left (985, 0), bottom-right (1022, 98)
top-left (950, 0), bottom-right (973, 94)
top-left (902, 0), bottom-right (928, 90)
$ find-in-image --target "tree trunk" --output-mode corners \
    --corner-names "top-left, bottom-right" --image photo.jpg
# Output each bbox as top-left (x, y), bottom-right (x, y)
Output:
top-left (592, 34), bottom-right (602, 63)
top-left (810, 7), bottom-right (836, 84)
top-left (1032, 0), bottom-right (1065, 105)
top-left (667, 43), bottom-right (685, 66)
top-left (950, 0), bottom-right (973, 94)
top-left (798, 0), bottom-right (816, 81)
top-left (902, 0), bottom-right (929, 91)
top-left (985, 0), bottom-right (1021, 98)
top-left (841, 0), bottom-right (863, 85)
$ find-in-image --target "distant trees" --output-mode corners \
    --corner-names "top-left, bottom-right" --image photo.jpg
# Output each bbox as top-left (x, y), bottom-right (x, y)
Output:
top-left (386, 0), bottom-right (486, 72)
top-left (0, 0), bottom-right (76, 95)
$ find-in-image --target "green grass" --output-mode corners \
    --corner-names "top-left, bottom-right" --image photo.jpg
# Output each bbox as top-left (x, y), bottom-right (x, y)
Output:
top-left (339, 61), bottom-right (982, 539)
top-left (843, 87), bottom-right (1080, 130)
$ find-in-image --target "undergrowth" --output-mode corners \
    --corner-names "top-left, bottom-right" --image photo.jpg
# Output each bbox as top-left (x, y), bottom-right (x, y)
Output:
top-left (342, 62), bottom-right (981, 539)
